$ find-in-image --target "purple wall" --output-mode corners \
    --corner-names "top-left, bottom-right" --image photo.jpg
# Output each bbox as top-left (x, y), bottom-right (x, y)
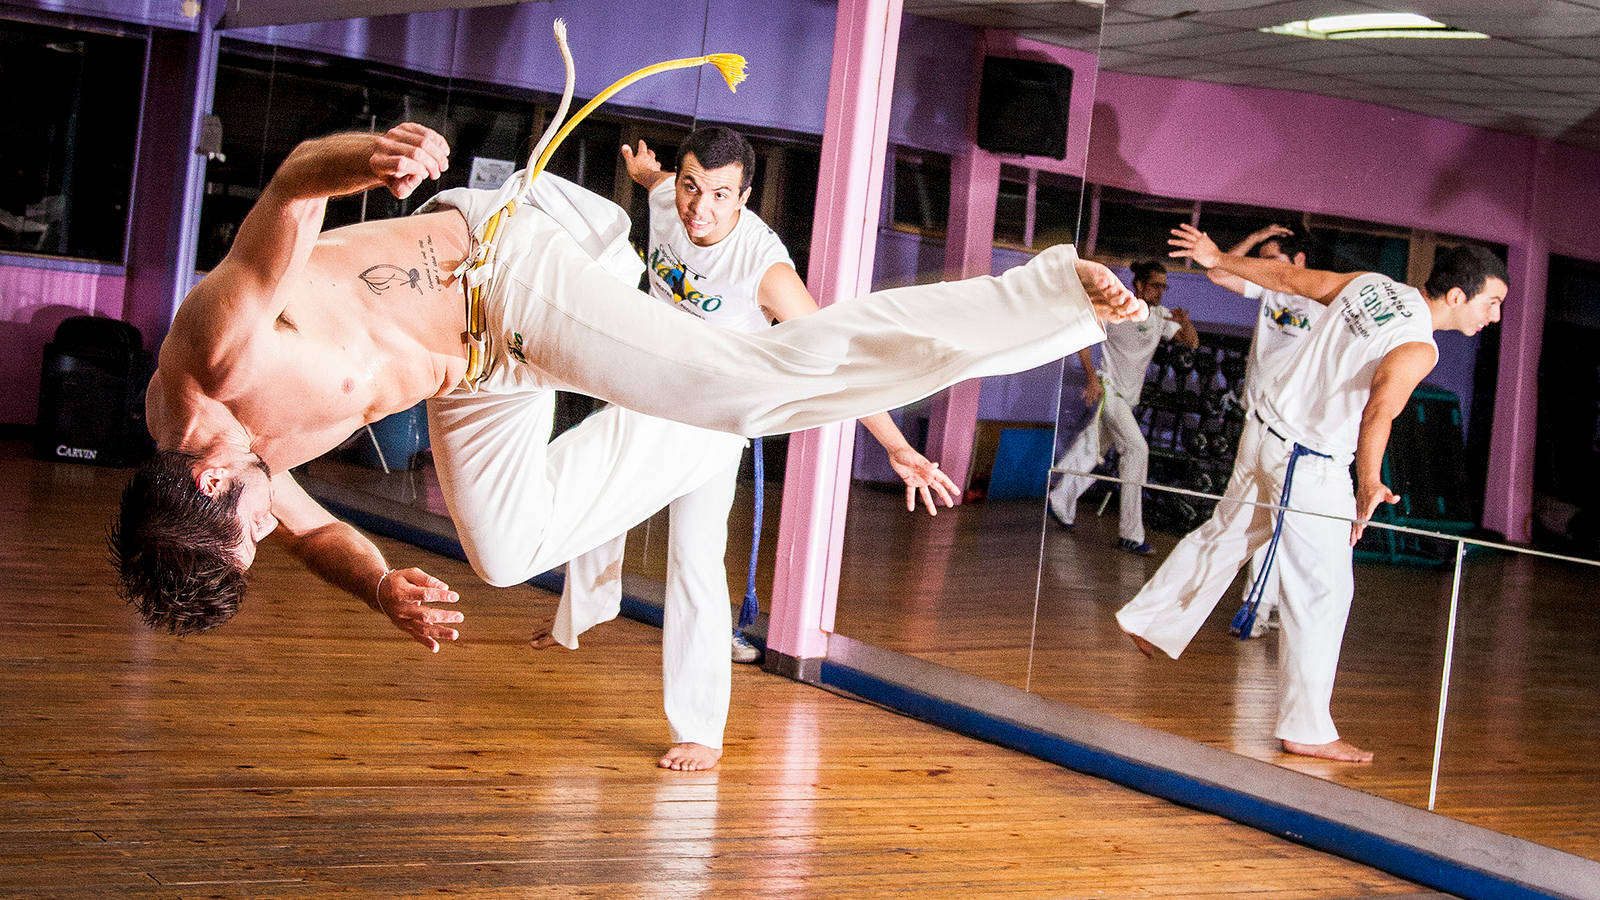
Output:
top-left (1087, 71), bottom-right (1541, 245)
top-left (230, 0), bottom-right (846, 143)
top-left (8, 0), bottom-right (196, 30)
top-left (232, 3), bottom-right (982, 158)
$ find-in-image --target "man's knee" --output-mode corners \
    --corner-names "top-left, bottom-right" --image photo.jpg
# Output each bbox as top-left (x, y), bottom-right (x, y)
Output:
top-left (466, 544), bottom-right (537, 588)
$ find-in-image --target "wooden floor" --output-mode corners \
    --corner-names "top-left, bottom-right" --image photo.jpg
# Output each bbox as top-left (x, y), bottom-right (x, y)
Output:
top-left (297, 447), bottom-right (1600, 866)
top-left (0, 444), bottom-right (1450, 896)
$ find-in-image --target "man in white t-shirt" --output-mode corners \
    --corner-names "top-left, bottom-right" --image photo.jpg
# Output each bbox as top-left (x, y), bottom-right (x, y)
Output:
top-left (1209, 225), bottom-right (1325, 638)
top-left (533, 127), bottom-right (959, 772)
top-left (1047, 261), bottom-right (1199, 554)
top-left (1117, 225), bottom-right (1507, 762)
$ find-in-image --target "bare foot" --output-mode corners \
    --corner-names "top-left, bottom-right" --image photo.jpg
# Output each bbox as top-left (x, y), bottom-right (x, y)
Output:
top-left (530, 628), bottom-right (560, 650)
top-left (1281, 738), bottom-right (1374, 763)
top-left (1123, 630), bottom-right (1157, 659)
top-left (659, 742), bottom-right (722, 772)
top-left (1076, 258), bottom-right (1148, 324)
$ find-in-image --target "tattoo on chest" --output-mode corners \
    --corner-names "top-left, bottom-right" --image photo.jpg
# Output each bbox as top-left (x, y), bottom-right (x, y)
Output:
top-left (358, 263), bottom-right (423, 295)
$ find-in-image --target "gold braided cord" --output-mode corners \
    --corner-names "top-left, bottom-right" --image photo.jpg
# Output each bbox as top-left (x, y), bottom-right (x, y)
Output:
top-left (530, 53), bottom-right (747, 182)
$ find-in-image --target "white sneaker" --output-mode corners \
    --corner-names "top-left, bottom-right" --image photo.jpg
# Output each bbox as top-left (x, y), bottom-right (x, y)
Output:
top-left (732, 633), bottom-right (762, 664)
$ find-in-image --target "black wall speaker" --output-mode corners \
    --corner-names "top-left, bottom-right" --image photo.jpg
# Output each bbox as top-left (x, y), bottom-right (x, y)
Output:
top-left (976, 56), bottom-right (1072, 160)
top-left (34, 316), bottom-right (155, 467)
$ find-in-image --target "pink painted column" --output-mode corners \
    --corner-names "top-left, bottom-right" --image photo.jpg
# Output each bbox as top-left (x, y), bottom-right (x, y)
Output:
top-left (764, 0), bottom-right (903, 667)
top-left (1483, 240), bottom-right (1547, 542)
top-left (924, 149), bottom-right (1000, 496)
top-left (1482, 141), bottom-right (1552, 543)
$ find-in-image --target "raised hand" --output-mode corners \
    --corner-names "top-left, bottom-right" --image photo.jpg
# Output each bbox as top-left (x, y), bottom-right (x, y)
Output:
top-left (371, 123), bottom-right (450, 199)
top-left (1168, 223), bottom-right (1222, 269)
top-left (621, 139), bottom-right (663, 184)
top-left (376, 565), bottom-right (463, 652)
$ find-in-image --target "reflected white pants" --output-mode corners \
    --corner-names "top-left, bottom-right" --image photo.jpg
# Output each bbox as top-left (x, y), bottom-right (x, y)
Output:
top-left (1115, 419), bottom-right (1356, 745)
top-left (556, 434), bottom-right (745, 749)
top-left (1047, 392), bottom-right (1148, 544)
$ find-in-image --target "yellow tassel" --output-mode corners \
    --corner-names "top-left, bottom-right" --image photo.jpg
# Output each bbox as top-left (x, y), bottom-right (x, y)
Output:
top-left (531, 53), bottom-right (749, 182)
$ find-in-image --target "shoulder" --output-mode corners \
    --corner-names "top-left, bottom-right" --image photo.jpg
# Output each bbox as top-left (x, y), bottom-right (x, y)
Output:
top-left (736, 210), bottom-right (794, 264)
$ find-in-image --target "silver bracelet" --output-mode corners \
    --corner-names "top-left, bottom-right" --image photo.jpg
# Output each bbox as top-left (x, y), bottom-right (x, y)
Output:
top-left (375, 567), bottom-right (397, 607)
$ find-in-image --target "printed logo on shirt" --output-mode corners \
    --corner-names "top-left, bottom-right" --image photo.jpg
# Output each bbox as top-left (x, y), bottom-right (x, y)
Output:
top-left (1264, 303), bottom-right (1312, 332)
top-left (508, 331), bottom-right (528, 363)
top-left (650, 246), bottom-right (723, 314)
top-left (1339, 278), bottom-right (1413, 339)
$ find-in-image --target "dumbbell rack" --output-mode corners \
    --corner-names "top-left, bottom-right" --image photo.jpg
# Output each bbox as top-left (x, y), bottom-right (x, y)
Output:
top-left (1135, 331), bottom-right (1253, 535)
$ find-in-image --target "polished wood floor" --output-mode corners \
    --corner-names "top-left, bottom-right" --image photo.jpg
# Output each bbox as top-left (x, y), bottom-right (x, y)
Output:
top-left (301, 447), bottom-right (1600, 864)
top-left (0, 444), bottom-right (1443, 896)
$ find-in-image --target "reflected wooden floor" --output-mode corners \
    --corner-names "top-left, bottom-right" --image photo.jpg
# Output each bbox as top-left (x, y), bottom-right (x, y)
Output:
top-left (0, 444), bottom-right (1437, 896)
top-left (830, 489), bottom-right (1600, 864)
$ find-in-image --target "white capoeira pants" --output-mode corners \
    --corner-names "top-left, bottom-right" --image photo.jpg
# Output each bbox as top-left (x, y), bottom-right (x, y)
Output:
top-left (555, 433), bottom-right (745, 749)
top-left (1114, 418), bottom-right (1356, 745)
top-left (1047, 391), bottom-right (1148, 544)
top-left (420, 172), bottom-right (1107, 730)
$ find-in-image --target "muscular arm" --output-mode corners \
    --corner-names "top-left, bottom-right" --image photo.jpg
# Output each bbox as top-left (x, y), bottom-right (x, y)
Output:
top-left (1170, 223), bottom-right (1356, 304)
top-left (174, 125), bottom-right (450, 367)
top-left (1350, 341), bottom-right (1438, 545)
top-left (1208, 224), bottom-right (1292, 295)
top-left (759, 262), bottom-right (959, 513)
top-left (268, 470), bottom-right (463, 650)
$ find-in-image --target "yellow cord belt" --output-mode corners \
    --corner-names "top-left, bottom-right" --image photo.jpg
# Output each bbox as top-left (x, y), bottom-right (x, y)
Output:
top-left (456, 20), bottom-right (746, 389)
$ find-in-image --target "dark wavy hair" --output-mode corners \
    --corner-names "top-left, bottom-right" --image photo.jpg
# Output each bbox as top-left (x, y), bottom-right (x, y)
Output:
top-left (1258, 232), bottom-right (1310, 262)
top-left (677, 126), bottom-right (756, 190)
top-left (109, 449), bottom-right (248, 634)
top-left (1130, 259), bottom-right (1167, 287)
top-left (1424, 244), bottom-right (1508, 300)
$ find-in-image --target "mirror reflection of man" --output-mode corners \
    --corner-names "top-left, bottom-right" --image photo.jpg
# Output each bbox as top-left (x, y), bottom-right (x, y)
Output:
top-left (1208, 225), bottom-right (1324, 638)
top-left (1046, 260), bottom-right (1199, 555)
top-left (539, 127), bottom-right (960, 772)
top-left (1118, 224), bottom-right (1507, 763)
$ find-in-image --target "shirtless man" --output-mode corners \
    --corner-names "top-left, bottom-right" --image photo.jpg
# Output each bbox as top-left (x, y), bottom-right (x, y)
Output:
top-left (1115, 223), bottom-right (1507, 762)
top-left (112, 123), bottom-right (1144, 705)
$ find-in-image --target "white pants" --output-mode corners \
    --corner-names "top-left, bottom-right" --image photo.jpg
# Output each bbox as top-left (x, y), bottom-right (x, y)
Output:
top-left (556, 431), bottom-right (745, 749)
top-left (421, 180), bottom-right (1106, 719)
top-left (1047, 392), bottom-right (1148, 544)
top-left (427, 191), bottom-right (1103, 577)
top-left (1115, 419), bottom-right (1356, 745)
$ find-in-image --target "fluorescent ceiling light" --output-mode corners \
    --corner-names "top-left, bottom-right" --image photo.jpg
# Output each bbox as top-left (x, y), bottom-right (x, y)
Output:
top-left (1262, 13), bottom-right (1489, 40)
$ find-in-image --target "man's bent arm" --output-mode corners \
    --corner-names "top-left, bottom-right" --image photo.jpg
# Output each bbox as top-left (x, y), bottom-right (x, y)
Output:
top-left (1170, 223), bottom-right (1355, 304)
top-left (1350, 341), bottom-right (1437, 544)
top-left (269, 470), bottom-right (463, 651)
top-left (185, 124), bottom-right (450, 343)
top-left (1209, 225), bottom-right (1291, 295)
